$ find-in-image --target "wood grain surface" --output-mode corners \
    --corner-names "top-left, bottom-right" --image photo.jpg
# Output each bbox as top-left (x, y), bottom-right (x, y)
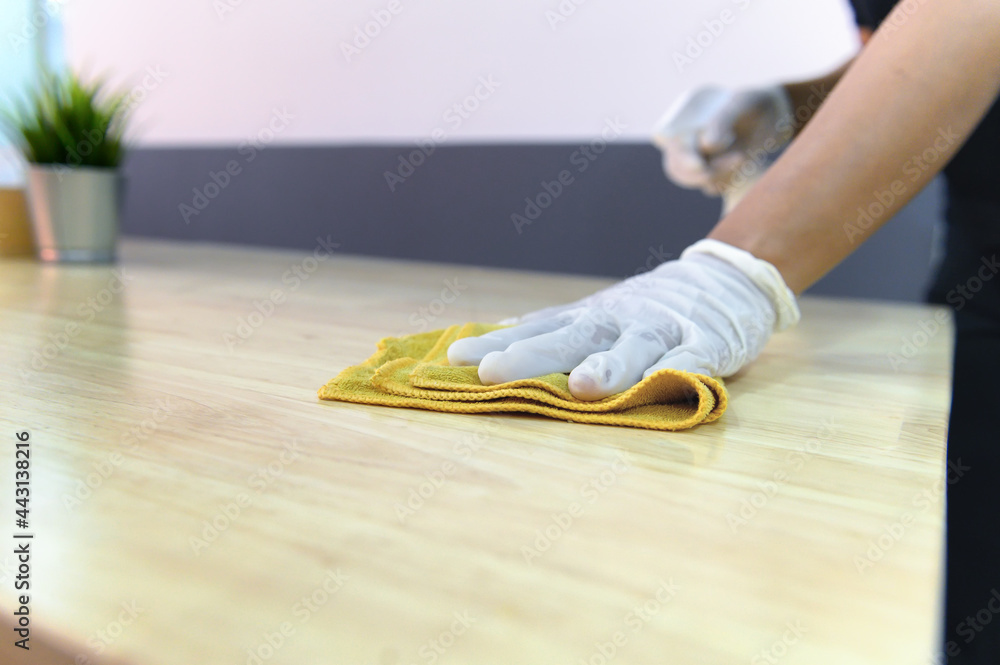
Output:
top-left (0, 238), bottom-right (951, 665)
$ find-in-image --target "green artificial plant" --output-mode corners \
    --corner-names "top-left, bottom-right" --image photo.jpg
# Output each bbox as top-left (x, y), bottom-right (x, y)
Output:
top-left (0, 71), bottom-right (129, 169)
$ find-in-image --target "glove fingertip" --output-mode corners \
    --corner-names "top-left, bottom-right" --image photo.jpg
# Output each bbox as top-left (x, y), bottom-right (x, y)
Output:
top-left (477, 351), bottom-right (509, 385)
top-left (567, 372), bottom-right (614, 402)
top-left (447, 338), bottom-right (477, 366)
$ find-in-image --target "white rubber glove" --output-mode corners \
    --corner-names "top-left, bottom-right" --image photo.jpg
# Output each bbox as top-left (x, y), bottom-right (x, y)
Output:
top-left (652, 85), bottom-right (794, 202)
top-left (447, 239), bottom-right (800, 401)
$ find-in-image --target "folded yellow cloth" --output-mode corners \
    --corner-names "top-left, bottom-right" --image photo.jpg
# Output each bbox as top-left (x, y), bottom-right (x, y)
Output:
top-left (318, 323), bottom-right (727, 431)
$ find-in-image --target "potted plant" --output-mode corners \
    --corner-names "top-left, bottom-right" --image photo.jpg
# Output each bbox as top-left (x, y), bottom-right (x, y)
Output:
top-left (1, 72), bottom-right (129, 262)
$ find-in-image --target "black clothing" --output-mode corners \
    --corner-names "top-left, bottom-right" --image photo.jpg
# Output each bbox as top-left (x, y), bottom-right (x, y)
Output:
top-left (849, 2), bottom-right (1000, 663)
top-left (850, 0), bottom-right (1000, 206)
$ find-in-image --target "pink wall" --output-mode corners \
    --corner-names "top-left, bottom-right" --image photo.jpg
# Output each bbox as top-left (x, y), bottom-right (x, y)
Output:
top-left (63, 0), bottom-right (860, 145)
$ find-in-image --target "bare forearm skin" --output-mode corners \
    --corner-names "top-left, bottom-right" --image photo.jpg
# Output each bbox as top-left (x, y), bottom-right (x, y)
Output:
top-left (782, 58), bottom-right (856, 134)
top-left (710, 0), bottom-right (1000, 294)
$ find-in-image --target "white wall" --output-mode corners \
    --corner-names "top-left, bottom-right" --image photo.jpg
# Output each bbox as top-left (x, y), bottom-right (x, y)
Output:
top-left (0, 0), bottom-right (41, 185)
top-left (61, 0), bottom-right (860, 145)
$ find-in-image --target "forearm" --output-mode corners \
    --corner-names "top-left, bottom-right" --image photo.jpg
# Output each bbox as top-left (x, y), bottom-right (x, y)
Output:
top-left (782, 58), bottom-right (855, 134)
top-left (710, 0), bottom-right (1000, 294)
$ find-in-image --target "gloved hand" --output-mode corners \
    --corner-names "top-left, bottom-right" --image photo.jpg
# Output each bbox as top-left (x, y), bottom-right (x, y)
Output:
top-left (652, 85), bottom-right (794, 201)
top-left (447, 239), bottom-right (800, 401)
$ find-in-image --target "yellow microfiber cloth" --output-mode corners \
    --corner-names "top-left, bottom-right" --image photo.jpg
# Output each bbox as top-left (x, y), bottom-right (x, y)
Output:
top-left (318, 323), bottom-right (727, 431)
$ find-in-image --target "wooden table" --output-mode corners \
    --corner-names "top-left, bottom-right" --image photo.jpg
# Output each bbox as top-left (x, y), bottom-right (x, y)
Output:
top-left (0, 239), bottom-right (950, 665)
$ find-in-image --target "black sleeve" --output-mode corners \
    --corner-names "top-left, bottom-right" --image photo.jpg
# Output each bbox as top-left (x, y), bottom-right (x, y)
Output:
top-left (847, 0), bottom-right (899, 29)
top-left (848, 0), bottom-right (876, 28)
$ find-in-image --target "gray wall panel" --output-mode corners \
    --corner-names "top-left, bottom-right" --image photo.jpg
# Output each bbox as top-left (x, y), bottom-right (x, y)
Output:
top-left (120, 145), bottom-right (943, 302)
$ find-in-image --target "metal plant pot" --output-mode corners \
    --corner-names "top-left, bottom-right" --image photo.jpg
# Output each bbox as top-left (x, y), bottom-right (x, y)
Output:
top-left (25, 164), bottom-right (123, 263)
